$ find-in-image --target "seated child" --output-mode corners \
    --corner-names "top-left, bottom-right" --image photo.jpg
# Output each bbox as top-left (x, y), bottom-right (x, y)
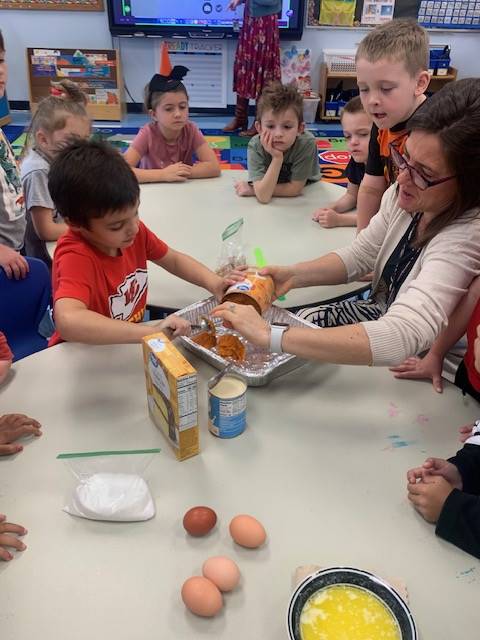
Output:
top-left (390, 276), bottom-right (480, 398)
top-left (235, 82), bottom-right (320, 204)
top-left (312, 96), bottom-right (372, 228)
top-left (48, 139), bottom-right (237, 345)
top-left (0, 330), bottom-right (12, 384)
top-left (21, 80), bottom-right (91, 269)
top-left (124, 45), bottom-right (220, 183)
top-left (0, 29), bottom-right (28, 280)
top-left (407, 420), bottom-right (480, 560)
top-left (0, 514), bottom-right (27, 561)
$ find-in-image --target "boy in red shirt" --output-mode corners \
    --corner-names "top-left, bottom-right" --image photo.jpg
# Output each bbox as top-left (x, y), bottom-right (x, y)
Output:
top-left (48, 139), bottom-right (234, 345)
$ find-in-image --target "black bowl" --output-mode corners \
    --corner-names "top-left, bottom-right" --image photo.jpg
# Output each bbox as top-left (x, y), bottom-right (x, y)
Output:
top-left (287, 567), bottom-right (417, 640)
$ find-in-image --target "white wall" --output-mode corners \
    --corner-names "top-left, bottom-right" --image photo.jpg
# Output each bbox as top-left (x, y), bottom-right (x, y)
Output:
top-left (1, 10), bottom-right (479, 104)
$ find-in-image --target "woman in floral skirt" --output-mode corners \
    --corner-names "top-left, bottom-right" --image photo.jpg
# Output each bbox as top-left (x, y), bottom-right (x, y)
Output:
top-left (224, 0), bottom-right (282, 136)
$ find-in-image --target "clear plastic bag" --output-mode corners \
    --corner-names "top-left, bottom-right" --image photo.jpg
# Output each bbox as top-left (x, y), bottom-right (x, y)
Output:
top-left (216, 217), bottom-right (247, 276)
top-left (57, 448), bottom-right (160, 522)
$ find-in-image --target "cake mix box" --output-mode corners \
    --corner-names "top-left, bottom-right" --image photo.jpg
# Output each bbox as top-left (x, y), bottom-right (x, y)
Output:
top-left (142, 332), bottom-right (199, 461)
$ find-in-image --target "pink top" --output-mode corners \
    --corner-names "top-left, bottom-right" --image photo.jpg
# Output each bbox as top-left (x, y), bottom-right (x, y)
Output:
top-left (130, 121), bottom-right (206, 170)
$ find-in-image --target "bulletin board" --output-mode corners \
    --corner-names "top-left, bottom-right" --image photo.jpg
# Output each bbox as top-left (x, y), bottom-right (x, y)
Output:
top-left (0, 0), bottom-right (103, 11)
top-left (26, 47), bottom-right (125, 121)
top-left (307, 0), bottom-right (480, 29)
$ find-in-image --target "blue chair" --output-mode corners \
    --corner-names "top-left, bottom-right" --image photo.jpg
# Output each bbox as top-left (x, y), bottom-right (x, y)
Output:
top-left (0, 257), bottom-right (52, 361)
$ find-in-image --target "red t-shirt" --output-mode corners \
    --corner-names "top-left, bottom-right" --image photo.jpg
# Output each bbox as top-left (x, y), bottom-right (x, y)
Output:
top-left (465, 298), bottom-right (480, 391)
top-left (50, 221), bottom-right (168, 345)
top-left (0, 331), bottom-right (13, 361)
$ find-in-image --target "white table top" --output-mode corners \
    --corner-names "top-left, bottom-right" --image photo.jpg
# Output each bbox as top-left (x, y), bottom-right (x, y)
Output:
top-left (1, 342), bottom-right (478, 639)
top-left (49, 171), bottom-right (364, 311)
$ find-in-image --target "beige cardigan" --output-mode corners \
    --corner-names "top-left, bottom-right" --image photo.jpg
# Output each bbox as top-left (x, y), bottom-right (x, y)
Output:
top-left (334, 184), bottom-right (480, 366)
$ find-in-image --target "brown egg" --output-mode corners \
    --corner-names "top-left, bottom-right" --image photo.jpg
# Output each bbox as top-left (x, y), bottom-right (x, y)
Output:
top-left (229, 514), bottom-right (266, 549)
top-left (202, 556), bottom-right (241, 592)
top-left (183, 506), bottom-right (217, 537)
top-left (181, 576), bottom-right (223, 617)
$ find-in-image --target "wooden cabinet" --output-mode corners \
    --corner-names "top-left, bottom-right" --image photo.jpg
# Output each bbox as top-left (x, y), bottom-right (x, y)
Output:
top-left (318, 63), bottom-right (458, 121)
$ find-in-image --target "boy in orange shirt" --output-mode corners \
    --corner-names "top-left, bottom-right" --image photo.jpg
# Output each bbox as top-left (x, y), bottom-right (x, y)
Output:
top-left (355, 19), bottom-right (430, 231)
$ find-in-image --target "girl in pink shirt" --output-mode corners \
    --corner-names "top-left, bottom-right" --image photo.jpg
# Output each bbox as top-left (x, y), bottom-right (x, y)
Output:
top-left (124, 50), bottom-right (221, 183)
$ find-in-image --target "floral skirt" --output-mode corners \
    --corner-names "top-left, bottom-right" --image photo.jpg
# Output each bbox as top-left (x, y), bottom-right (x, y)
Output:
top-left (233, 6), bottom-right (281, 101)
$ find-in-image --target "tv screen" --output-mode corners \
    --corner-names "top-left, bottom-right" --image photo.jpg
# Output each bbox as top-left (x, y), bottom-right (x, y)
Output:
top-left (107, 0), bottom-right (305, 40)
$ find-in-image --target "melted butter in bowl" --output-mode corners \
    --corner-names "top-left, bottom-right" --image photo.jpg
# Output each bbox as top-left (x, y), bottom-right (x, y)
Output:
top-left (300, 585), bottom-right (401, 640)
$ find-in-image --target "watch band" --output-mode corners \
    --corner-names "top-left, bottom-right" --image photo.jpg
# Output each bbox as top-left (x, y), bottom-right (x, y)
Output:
top-left (269, 323), bottom-right (288, 354)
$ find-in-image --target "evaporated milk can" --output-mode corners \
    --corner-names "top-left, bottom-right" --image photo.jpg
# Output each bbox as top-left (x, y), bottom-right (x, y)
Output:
top-left (208, 374), bottom-right (247, 438)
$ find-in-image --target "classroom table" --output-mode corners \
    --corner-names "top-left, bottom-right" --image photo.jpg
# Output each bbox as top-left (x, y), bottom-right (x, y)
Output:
top-left (1, 342), bottom-right (478, 640)
top-left (48, 171), bottom-right (365, 311)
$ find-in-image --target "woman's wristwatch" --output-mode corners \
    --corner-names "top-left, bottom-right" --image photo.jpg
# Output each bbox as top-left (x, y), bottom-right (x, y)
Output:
top-left (269, 323), bottom-right (290, 353)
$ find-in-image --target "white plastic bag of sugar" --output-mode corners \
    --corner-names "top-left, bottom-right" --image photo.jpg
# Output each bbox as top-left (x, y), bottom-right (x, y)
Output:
top-left (57, 448), bottom-right (160, 522)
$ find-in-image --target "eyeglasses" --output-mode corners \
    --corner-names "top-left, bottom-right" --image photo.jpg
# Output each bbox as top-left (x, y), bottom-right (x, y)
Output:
top-left (389, 143), bottom-right (457, 191)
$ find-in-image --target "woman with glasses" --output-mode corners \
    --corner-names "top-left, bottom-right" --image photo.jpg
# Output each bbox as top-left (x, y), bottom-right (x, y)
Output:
top-left (212, 79), bottom-right (480, 368)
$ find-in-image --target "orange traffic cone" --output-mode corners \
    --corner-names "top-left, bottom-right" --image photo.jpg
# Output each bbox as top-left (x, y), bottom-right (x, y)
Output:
top-left (159, 42), bottom-right (172, 76)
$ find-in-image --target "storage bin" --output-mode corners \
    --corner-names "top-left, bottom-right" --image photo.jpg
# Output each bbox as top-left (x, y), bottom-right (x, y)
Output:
top-left (323, 49), bottom-right (356, 73)
top-left (324, 100), bottom-right (339, 117)
top-left (303, 97), bottom-right (320, 123)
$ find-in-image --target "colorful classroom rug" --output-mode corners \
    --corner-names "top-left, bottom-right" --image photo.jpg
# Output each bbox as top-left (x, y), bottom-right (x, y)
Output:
top-left (5, 125), bottom-right (350, 187)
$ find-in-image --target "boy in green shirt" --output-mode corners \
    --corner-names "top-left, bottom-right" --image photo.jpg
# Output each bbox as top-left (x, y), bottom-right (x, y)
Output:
top-left (235, 82), bottom-right (320, 204)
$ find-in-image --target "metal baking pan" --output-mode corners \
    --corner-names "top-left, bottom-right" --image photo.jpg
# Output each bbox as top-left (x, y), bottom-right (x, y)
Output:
top-left (176, 297), bottom-right (317, 386)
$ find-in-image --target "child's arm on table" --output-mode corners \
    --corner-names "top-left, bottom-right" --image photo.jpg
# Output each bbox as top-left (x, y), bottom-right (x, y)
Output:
top-left (0, 514), bottom-right (27, 562)
top-left (30, 206), bottom-right (67, 241)
top-left (190, 142), bottom-right (221, 179)
top-left (356, 173), bottom-right (386, 232)
top-left (123, 147), bottom-right (192, 183)
top-left (390, 275), bottom-right (480, 392)
top-left (312, 182), bottom-right (358, 228)
top-left (155, 248), bottom-right (240, 301)
top-left (54, 298), bottom-right (190, 344)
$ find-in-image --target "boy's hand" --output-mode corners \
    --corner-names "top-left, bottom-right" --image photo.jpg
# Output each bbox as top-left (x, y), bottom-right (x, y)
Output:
top-left (407, 475), bottom-right (454, 524)
top-left (407, 457), bottom-right (463, 489)
top-left (227, 0), bottom-right (243, 9)
top-left (312, 208), bottom-right (340, 228)
top-left (259, 265), bottom-right (295, 298)
top-left (210, 270), bottom-right (246, 302)
top-left (459, 422), bottom-right (476, 443)
top-left (234, 181), bottom-right (255, 197)
top-left (162, 163), bottom-right (192, 183)
top-left (156, 314), bottom-right (191, 339)
top-left (0, 514), bottom-right (27, 561)
top-left (389, 351), bottom-right (444, 394)
top-left (0, 244), bottom-right (29, 280)
top-left (0, 414), bottom-right (42, 456)
top-left (260, 130), bottom-right (283, 160)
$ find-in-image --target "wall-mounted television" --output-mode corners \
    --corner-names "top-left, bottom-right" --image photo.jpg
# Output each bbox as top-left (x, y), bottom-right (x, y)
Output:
top-left (107, 0), bottom-right (305, 40)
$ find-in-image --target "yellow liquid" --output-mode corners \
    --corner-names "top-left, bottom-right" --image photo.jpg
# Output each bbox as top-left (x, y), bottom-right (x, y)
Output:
top-left (300, 585), bottom-right (401, 640)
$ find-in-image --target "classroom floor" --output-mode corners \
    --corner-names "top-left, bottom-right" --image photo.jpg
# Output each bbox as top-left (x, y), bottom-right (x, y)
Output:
top-left (7, 111), bottom-right (350, 185)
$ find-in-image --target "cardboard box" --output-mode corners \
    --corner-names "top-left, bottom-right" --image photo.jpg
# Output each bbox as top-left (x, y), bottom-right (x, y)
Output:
top-left (142, 333), bottom-right (199, 461)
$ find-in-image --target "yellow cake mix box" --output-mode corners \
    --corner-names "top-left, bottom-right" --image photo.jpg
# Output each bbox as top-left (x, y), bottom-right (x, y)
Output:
top-left (142, 332), bottom-right (199, 461)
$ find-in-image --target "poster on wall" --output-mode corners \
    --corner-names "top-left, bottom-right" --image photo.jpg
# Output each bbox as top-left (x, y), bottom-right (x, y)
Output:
top-left (281, 46), bottom-right (312, 93)
top-left (361, 0), bottom-right (395, 24)
top-left (0, 0), bottom-right (103, 10)
top-left (163, 40), bottom-right (227, 109)
top-left (319, 0), bottom-right (357, 25)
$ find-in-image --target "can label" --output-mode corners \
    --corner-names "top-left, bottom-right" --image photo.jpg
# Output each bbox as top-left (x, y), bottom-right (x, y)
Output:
top-left (208, 376), bottom-right (247, 438)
